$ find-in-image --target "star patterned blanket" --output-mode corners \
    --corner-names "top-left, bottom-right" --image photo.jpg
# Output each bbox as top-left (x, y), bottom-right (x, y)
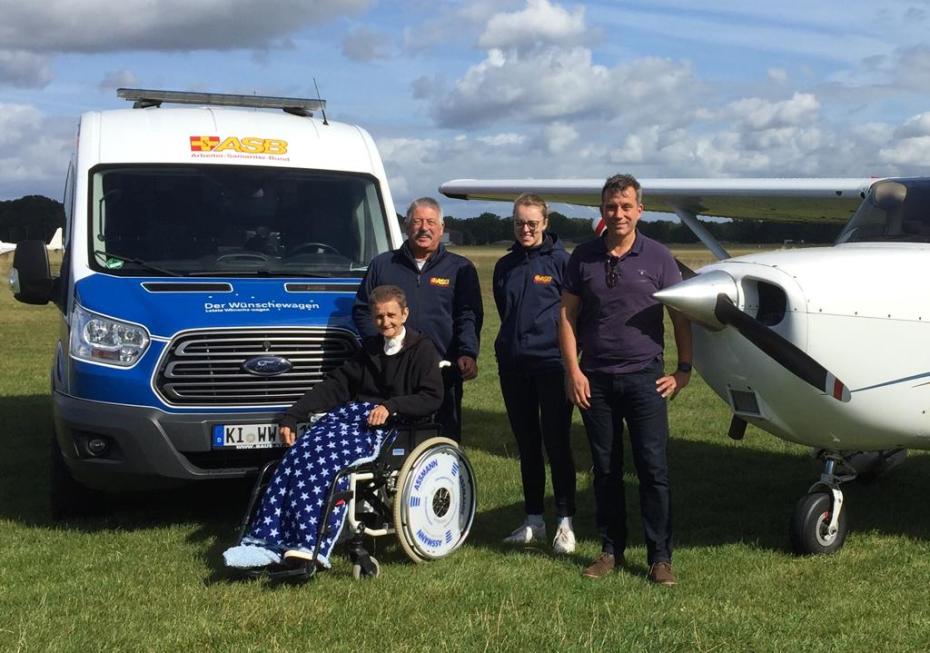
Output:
top-left (224, 401), bottom-right (389, 569)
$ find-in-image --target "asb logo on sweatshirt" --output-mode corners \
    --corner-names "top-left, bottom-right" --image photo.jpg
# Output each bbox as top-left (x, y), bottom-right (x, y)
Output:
top-left (189, 135), bottom-right (289, 156)
top-left (429, 277), bottom-right (451, 287)
top-left (533, 274), bottom-right (553, 285)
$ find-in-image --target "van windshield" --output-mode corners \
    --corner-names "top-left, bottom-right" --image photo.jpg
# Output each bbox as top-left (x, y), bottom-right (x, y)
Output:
top-left (89, 165), bottom-right (393, 276)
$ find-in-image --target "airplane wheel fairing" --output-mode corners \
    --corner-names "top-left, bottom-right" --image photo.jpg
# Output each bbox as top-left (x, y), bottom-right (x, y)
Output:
top-left (790, 491), bottom-right (848, 555)
top-left (393, 437), bottom-right (476, 563)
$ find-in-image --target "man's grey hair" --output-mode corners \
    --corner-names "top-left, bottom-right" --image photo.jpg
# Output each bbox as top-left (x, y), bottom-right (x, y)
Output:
top-left (405, 197), bottom-right (444, 225)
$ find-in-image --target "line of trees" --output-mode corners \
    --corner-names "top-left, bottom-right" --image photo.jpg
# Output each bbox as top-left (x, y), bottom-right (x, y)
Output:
top-left (440, 211), bottom-right (845, 245)
top-left (2, 194), bottom-right (843, 247)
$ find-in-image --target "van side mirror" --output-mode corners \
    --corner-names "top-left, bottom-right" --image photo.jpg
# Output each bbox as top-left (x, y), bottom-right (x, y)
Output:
top-left (10, 240), bottom-right (54, 305)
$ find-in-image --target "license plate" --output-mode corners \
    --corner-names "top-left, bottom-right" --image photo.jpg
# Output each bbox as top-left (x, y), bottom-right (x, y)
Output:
top-left (212, 423), bottom-right (303, 449)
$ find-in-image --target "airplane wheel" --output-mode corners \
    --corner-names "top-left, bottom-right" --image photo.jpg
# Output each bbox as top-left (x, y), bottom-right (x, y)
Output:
top-left (789, 491), bottom-right (848, 555)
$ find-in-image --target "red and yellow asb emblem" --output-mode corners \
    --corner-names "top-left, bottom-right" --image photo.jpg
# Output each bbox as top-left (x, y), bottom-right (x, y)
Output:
top-left (189, 135), bottom-right (288, 155)
top-left (190, 135), bottom-right (220, 151)
top-left (533, 274), bottom-right (553, 285)
top-left (429, 277), bottom-right (451, 287)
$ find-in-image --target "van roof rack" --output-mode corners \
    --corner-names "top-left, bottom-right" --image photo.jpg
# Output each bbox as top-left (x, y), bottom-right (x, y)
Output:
top-left (116, 88), bottom-right (325, 117)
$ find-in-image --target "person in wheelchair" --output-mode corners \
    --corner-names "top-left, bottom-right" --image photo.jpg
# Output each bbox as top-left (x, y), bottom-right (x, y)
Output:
top-left (223, 284), bottom-right (444, 571)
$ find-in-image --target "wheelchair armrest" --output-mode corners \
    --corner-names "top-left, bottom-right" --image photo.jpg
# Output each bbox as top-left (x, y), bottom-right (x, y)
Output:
top-left (376, 420), bottom-right (443, 465)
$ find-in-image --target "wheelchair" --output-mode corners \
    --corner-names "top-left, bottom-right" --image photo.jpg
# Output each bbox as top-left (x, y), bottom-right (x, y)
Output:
top-left (235, 421), bottom-right (476, 581)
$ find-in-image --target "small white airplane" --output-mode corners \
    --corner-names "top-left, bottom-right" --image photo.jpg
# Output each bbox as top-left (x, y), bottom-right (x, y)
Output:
top-left (440, 176), bottom-right (930, 554)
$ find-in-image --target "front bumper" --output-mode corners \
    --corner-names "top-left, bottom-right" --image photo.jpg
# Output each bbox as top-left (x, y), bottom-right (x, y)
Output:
top-left (53, 391), bottom-right (286, 491)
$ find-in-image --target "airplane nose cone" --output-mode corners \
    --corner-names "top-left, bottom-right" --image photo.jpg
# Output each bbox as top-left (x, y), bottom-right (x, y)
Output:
top-left (653, 269), bottom-right (738, 330)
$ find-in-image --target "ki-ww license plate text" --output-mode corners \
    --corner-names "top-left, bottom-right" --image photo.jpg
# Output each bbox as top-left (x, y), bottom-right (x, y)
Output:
top-left (212, 422), bottom-right (306, 449)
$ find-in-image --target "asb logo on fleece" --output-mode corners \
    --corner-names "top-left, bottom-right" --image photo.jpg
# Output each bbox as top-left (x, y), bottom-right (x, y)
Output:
top-left (429, 277), bottom-right (451, 287)
top-left (533, 274), bottom-right (553, 285)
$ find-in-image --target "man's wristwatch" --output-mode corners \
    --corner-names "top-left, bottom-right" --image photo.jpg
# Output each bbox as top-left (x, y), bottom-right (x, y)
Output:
top-left (676, 362), bottom-right (693, 374)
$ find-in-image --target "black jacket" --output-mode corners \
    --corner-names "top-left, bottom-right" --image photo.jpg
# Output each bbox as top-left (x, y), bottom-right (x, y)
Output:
top-left (493, 232), bottom-right (569, 374)
top-left (352, 241), bottom-right (483, 361)
top-left (278, 330), bottom-right (443, 430)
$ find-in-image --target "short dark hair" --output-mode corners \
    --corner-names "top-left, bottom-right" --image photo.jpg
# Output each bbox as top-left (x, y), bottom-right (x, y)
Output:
top-left (369, 284), bottom-right (408, 310)
top-left (601, 174), bottom-right (642, 205)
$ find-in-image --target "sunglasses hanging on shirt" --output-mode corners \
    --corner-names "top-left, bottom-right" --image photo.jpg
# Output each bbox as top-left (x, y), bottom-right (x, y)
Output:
top-left (605, 256), bottom-right (620, 288)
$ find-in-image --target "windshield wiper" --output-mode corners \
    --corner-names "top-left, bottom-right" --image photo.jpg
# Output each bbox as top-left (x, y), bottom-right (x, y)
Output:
top-left (94, 250), bottom-right (183, 277)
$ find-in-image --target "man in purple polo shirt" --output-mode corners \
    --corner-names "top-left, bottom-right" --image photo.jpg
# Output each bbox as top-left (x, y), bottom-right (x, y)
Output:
top-left (560, 173), bottom-right (692, 586)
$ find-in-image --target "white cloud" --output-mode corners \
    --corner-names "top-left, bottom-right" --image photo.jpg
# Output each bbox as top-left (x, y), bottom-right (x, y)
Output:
top-left (99, 69), bottom-right (139, 91)
top-left (728, 92), bottom-right (820, 130)
top-left (542, 122), bottom-right (578, 154)
top-left (0, 0), bottom-right (372, 52)
top-left (478, 0), bottom-right (587, 52)
top-left (431, 46), bottom-right (697, 128)
top-left (879, 135), bottom-right (930, 167)
top-left (768, 67), bottom-right (788, 83)
top-left (342, 27), bottom-right (392, 62)
top-left (477, 132), bottom-right (527, 146)
top-left (0, 104), bottom-right (72, 198)
top-left (0, 51), bottom-right (52, 88)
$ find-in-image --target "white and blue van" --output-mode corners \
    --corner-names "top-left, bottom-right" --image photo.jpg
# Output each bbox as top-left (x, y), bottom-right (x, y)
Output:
top-left (10, 89), bottom-right (402, 514)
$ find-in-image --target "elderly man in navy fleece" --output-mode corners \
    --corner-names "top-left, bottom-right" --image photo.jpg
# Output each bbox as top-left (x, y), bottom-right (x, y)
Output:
top-left (353, 197), bottom-right (483, 441)
top-left (560, 174), bottom-right (692, 587)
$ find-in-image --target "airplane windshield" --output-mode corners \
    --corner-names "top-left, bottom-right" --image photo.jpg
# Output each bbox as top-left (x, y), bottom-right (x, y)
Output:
top-left (89, 164), bottom-right (393, 277)
top-left (836, 179), bottom-right (930, 244)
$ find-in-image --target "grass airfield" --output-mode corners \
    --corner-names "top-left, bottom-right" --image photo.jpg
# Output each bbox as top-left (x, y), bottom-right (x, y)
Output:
top-left (3, 245), bottom-right (930, 652)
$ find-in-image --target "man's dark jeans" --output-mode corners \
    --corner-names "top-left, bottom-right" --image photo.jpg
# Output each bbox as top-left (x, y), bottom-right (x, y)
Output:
top-left (580, 360), bottom-right (672, 564)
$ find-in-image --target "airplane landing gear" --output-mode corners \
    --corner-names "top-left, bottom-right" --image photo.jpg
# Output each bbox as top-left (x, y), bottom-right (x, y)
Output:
top-left (789, 454), bottom-right (854, 555)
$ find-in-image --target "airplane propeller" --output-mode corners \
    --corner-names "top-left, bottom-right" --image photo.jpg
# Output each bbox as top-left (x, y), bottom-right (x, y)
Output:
top-left (712, 294), bottom-right (850, 402)
top-left (655, 271), bottom-right (850, 402)
top-left (675, 259), bottom-right (696, 280)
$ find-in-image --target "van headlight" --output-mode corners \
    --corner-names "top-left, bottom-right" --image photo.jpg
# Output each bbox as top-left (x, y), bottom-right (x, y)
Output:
top-left (70, 304), bottom-right (150, 366)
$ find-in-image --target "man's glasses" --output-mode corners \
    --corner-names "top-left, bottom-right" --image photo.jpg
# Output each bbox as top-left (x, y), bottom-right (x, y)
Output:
top-left (514, 220), bottom-right (544, 232)
top-left (605, 256), bottom-right (620, 288)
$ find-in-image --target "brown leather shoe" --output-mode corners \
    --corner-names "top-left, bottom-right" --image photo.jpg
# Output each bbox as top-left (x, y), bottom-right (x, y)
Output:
top-left (582, 552), bottom-right (616, 578)
top-left (648, 561), bottom-right (677, 586)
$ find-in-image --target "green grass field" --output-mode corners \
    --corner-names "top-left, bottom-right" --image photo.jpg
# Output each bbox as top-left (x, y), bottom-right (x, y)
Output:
top-left (3, 246), bottom-right (930, 652)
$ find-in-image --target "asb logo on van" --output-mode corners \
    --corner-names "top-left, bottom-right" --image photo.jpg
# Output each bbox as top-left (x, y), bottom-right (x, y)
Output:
top-left (189, 135), bottom-right (289, 156)
top-left (242, 356), bottom-right (293, 377)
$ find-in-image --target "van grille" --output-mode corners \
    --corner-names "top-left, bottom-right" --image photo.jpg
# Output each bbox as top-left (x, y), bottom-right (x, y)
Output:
top-left (154, 328), bottom-right (358, 406)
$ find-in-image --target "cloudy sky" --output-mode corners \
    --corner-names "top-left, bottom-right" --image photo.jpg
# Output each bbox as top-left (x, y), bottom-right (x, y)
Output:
top-left (2, 0), bottom-right (930, 217)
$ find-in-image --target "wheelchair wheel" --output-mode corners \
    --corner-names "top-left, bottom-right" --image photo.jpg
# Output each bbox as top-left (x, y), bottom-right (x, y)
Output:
top-left (392, 437), bottom-right (476, 563)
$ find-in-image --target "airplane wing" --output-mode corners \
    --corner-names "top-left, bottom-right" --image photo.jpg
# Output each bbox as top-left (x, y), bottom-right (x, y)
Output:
top-left (439, 177), bottom-right (877, 223)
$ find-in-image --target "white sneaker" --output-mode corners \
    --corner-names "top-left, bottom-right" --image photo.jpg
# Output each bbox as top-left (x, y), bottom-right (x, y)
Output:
top-left (502, 521), bottom-right (546, 545)
top-left (552, 524), bottom-right (576, 554)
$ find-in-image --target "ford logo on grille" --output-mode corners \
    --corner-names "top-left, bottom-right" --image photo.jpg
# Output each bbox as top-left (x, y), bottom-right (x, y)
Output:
top-left (242, 356), bottom-right (293, 376)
